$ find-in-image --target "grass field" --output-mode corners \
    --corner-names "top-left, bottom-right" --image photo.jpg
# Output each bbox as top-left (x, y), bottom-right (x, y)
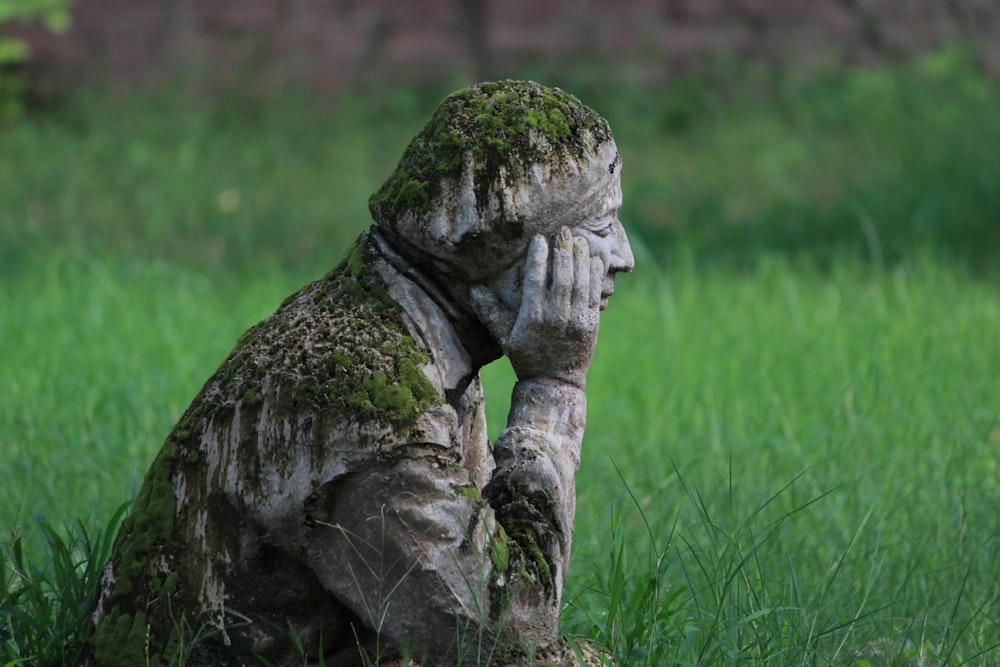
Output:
top-left (2, 51), bottom-right (999, 665)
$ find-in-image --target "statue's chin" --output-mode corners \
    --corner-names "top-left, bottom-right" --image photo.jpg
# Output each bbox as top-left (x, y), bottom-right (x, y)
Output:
top-left (600, 285), bottom-right (615, 310)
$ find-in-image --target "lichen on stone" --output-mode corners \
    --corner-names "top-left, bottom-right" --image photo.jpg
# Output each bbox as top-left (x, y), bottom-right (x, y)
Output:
top-left (368, 80), bottom-right (612, 224)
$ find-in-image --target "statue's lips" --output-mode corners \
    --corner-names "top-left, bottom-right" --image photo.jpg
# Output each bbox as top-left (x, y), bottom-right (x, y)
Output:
top-left (600, 291), bottom-right (612, 310)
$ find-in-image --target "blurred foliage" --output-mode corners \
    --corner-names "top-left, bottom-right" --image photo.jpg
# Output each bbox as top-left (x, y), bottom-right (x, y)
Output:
top-left (592, 46), bottom-right (1000, 274)
top-left (1, 46), bottom-right (998, 279)
top-left (0, 0), bottom-right (72, 123)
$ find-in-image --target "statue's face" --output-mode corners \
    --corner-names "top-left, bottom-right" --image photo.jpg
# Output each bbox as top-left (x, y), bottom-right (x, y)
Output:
top-left (566, 150), bottom-right (633, 311)
top-left (474, 141), bottom-right (634, 343)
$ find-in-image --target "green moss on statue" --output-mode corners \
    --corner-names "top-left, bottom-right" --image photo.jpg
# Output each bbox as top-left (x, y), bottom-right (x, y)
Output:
top-left (344, 240), bottom-right (369, 278)
top-left (341, 342), bottom-right (439, 421)
top-left (489, 523), bottom-right (510, 574)
top-left (369, 80), bottom-right (611, 224)
top-left (92, 444), bottom-right (180, 665)
top-left (91, 233), bottom-right (448, 665)
top-left (454, 483), bottom-right (481, 502)
top-left (92, 610), bottom-right (149, 666)
top-left (499, 520), bottom-right (553, 589)
top-left (109, 444), bottom-right (178, 599)
top-left (242, 389), bottom-right (263, 408)
top-left (212, 235), bottom-right (442, 425)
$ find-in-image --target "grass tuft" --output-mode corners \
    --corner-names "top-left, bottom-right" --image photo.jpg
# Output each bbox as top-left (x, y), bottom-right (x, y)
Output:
top-left (0, 503), bottom-right (129, 666)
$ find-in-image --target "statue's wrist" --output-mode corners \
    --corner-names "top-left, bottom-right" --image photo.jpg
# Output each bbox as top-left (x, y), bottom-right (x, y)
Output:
top-left (506, 378), bottom-right (587, 442)
top-left (514, 366), bottom-right (587, 391)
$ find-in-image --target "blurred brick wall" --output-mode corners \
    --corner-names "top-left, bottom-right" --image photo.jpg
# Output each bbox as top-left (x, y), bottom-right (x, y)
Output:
top-left (9, 0), bottom-right (1000, 94)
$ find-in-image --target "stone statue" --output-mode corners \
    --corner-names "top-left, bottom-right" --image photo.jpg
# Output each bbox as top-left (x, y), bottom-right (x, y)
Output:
top-left (87, 80), bottom-right (634, 667)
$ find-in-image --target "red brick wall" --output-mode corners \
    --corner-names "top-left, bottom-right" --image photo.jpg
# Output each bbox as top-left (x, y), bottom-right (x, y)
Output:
top-left (9, 0), bottom-right (1000, 95)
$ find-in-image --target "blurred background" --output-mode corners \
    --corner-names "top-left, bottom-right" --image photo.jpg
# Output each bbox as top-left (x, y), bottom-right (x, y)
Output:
top-left (3, 0), bottom-right (999, 279)
top-left (9, 0), bottom-right (1000, 95)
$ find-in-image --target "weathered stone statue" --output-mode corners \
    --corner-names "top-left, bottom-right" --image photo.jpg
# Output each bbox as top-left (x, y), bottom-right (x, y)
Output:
top-left (88, 80), bottom-right (634, 667)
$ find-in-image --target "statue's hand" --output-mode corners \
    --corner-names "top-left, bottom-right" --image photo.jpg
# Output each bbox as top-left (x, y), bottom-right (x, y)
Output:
top-left (477, 228), bottom-right (603, 389)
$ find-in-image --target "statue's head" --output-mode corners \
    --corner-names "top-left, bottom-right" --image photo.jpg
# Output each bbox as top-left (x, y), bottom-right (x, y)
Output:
top-left (370, 80), bottom-right (633, 296)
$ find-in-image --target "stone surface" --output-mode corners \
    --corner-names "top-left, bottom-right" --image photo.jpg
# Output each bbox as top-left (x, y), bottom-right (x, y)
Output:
top-left (87, 80), bottom-right (633, 666)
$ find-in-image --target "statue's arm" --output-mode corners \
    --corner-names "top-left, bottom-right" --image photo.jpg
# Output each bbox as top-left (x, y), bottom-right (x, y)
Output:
top-left (482, 229), bottom-right (601, 594)
top-left (487, 378), bottom-right (585, 563)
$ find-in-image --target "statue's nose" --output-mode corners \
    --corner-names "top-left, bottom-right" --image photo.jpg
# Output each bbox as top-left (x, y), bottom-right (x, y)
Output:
top-left (611, 221), bottom-right (635, 274)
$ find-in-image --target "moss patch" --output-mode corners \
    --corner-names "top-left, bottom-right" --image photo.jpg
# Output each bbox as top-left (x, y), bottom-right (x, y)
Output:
top-left (499, 519), bottom-right (553, 589)
top-left (92, 609), bottom-right (149, 666)
top-left (488, 523), bottom-right (510, 574)
top-left (92, 444), bottom-right (180, 665)
top-left (242, 388), bottom-right (263, 408)
top-left (343, 240), bottom-right (369, 278)
top-left (109, 443), bottom-right (178, 599)
top-left (210, 234), bottom-right (443, 425)
top-left (454, 483), bottom-right (481, 502)
top-left (369, 80), bottom-right (612, 224)
top-left (346, 372), bottom-right (424, 421)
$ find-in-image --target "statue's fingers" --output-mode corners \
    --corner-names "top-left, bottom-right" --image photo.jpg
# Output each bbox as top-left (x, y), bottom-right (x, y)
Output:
top-left (520, 235), bottom-right (548, 324)
top-left (551, 227), bottom-right (573, 322)
top-left (572, 236), bottom-right (590, 314)
top-left (589, 254), bottom-right (604, 310)
top-left (572, 253), bottom-right (603, 333)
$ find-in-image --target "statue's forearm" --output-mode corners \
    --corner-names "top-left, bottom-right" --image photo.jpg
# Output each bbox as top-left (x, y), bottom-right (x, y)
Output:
top-left (493, 379), bottom-right (587, 500)
top-left (485, 378), bottom-right (586, 597)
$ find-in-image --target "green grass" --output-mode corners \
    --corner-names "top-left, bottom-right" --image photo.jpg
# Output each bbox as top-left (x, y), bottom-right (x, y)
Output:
top-left (597, 47), bottom-right (1000, 275)
top-left (0, 251), bottom-right (293, 527)
top-left (561, 250), bottom-right (1000, 664)
top-left (3, 250), bottom-right (997, 665)
top-left (2, 51), bottom-right (1000, 664)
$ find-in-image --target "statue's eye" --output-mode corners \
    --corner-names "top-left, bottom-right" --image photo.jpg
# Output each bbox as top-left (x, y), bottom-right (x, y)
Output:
top-left (591, 221), bottom-right (615, 238)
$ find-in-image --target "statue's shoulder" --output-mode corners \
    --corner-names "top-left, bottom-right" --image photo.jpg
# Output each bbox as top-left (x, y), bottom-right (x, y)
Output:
top-left (195, 236), bottom-right (444, 426)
